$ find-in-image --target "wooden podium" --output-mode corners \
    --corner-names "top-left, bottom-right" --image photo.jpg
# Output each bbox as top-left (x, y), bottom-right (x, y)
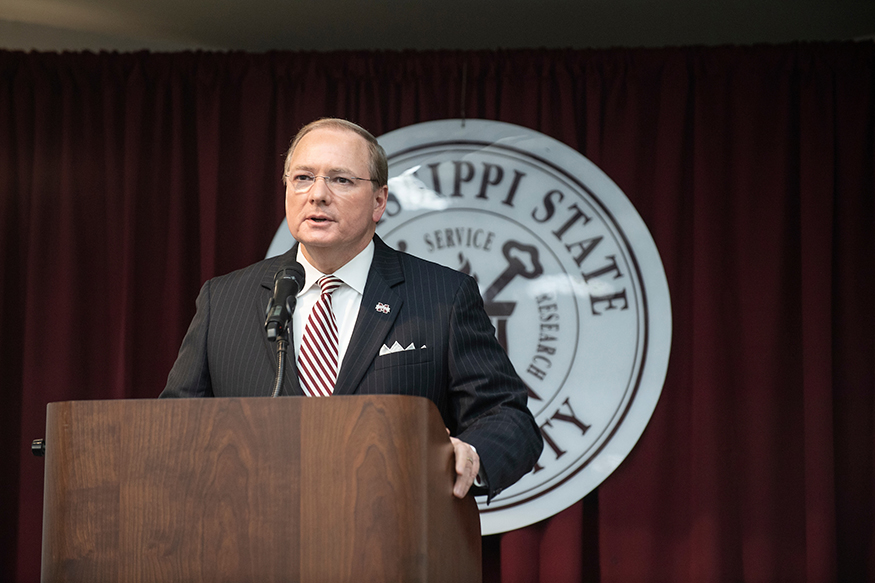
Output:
top-left (39, 396), bottom-right (482, 582)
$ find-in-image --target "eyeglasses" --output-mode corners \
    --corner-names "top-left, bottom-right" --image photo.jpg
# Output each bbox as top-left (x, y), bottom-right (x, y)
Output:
top-left (286, 171), bottom-right (378, 194)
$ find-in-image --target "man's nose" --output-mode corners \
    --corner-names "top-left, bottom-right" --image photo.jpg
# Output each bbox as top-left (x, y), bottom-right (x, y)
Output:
top-left (309, 176), bottom-right (332, 199)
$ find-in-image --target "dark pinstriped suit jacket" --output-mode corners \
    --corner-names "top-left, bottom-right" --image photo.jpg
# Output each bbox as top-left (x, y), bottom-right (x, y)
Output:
top-left (161, 235), bottom-right (543, 499)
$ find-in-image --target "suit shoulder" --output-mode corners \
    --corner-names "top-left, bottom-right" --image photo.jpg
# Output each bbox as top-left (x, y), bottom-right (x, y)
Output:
top-left (204, 252), bottom-right (291, 294)
top-left (212, 257), bottom-right (273, 282)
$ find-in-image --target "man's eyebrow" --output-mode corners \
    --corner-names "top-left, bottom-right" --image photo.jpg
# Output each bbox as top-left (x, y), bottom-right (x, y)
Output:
top-left (326, 166), bottom-right (357, 175)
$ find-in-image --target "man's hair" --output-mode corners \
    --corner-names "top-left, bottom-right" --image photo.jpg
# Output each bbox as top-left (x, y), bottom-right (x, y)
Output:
top-left (283, 118), bottom-right (388, 189)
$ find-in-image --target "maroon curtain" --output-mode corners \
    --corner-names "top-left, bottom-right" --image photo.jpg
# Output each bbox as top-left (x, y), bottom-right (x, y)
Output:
top-left (1, 44), bottom-right (873, 583)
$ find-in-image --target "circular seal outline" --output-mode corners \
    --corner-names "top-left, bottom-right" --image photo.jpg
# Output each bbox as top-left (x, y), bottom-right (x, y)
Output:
top-left (267, 120), bottom-right (672, 535)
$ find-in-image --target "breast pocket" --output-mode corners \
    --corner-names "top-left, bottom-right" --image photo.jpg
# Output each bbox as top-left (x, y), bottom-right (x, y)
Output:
top-left (373, 346), bottom-right (433, 370)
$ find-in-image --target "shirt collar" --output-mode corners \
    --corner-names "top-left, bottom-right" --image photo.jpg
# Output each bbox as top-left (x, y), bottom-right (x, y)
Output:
top-left (296, 240), bottom-right (374, 296)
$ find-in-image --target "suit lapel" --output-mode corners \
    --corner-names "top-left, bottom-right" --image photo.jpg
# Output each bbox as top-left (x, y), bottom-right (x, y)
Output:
top-left (333, 237), bottom-right (404, 395)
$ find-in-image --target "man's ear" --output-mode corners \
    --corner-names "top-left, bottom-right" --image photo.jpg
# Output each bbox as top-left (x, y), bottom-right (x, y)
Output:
top-left (373, 184), bottom-right (388, 223)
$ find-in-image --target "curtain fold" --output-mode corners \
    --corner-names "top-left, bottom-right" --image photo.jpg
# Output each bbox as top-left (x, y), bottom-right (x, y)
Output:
top-left (1, 43), bottom-right (872, 583)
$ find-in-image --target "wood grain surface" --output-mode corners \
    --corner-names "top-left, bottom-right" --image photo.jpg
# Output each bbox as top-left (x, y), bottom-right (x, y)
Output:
top-left (40, 396), bottom-right (481, 582)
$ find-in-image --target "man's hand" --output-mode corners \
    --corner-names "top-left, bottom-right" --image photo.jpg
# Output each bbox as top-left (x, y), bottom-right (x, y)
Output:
top-left (448, 430), bottom-right (480, 498)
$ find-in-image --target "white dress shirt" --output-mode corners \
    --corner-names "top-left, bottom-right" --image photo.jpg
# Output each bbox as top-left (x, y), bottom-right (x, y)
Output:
top-left (292, 241), bottom-right (374, 370)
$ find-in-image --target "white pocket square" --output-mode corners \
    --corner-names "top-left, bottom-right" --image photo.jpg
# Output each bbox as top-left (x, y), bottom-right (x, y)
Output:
top-left (379, 341), bottom-right (420, 356)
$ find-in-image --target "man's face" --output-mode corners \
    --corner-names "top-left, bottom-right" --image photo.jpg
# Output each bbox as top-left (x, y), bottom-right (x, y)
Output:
top-left (285, 127), bottom-right (387, 271)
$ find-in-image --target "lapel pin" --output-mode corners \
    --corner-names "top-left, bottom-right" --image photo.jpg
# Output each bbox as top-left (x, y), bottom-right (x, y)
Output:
top-left (375, 302), bottom-right (391, 314)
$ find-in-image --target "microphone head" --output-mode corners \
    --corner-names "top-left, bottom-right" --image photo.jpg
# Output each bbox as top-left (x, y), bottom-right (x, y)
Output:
top-left (274, 262), bottom-right (305, 293)
top-left (265, 261), bottom-right (306, 340)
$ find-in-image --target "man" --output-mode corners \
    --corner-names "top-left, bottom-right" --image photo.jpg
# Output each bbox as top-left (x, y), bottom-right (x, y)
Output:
top-left (161, 118), bottom-right (543, 500)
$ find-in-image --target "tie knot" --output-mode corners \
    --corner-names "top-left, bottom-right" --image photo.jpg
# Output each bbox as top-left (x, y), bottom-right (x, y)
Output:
top-left (318, 275), bottom-right (342, 295)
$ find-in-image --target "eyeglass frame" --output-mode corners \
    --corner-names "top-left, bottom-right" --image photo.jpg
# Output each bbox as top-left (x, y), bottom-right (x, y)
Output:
top-left (284, 171), bottom-right (379, 194)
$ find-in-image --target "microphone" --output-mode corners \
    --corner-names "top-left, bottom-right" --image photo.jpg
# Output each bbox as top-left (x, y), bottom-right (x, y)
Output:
top-left (264, 262), bottom-right (305, 341)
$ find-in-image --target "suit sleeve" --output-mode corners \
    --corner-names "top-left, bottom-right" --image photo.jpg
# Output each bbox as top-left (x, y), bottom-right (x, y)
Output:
top-left (159, 280), bottom-right (215, 398)
top-left (447, 275), bottom-right (543, 500)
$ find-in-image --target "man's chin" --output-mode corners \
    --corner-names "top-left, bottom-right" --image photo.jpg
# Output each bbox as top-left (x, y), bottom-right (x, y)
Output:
top-left (293, 228), bottom-right (337, 247)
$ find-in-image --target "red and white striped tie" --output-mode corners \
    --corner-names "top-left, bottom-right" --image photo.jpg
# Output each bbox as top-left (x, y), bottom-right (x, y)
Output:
top-left (298, 275), bottom-right (343, 397)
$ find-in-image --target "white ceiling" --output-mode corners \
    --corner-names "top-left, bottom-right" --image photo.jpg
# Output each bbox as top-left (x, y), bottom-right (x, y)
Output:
top-left (1, 0), bottom-right (874, 52)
